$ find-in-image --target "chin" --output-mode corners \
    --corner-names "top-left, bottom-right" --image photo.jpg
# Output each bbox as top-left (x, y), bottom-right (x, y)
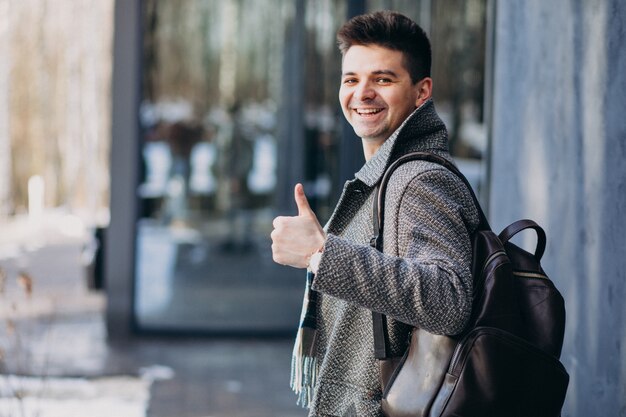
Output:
top-left (353, 124), bottom-right (385, 139)
top-left (356, 129), bottom-right (387, 141)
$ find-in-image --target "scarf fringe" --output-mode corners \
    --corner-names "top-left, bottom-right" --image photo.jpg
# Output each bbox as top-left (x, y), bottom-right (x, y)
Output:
top-left (290, 351), bottom-right (318, 408)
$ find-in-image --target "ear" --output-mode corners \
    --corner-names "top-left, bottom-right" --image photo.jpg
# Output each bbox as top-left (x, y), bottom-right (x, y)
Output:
top-left (414, 77), bottom-right (433, 107)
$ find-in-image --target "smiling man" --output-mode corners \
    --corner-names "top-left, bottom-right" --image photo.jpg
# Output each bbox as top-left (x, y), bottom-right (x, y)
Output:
top-left (271, 11), bottom-right (480, 417)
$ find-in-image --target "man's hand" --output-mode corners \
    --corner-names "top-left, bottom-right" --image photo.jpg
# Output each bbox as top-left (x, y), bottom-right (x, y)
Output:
top-left (271, 184), bottom-right (326, 268)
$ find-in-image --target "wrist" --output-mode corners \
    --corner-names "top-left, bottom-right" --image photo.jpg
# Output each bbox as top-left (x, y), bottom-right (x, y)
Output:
top-left (307, 242), bottom-right (325, 274)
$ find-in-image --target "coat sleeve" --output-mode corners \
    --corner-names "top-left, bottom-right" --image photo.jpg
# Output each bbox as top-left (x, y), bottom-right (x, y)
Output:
top-left (311, 168), bottom-right (478, 336)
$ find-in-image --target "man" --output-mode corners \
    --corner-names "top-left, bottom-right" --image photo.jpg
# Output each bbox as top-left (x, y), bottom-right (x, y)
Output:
top-left (271, 11), bottom-right (479, 417)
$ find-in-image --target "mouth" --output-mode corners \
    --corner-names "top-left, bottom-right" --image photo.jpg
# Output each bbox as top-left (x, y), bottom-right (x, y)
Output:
top-left (354, 108), bottom-right (385, 116)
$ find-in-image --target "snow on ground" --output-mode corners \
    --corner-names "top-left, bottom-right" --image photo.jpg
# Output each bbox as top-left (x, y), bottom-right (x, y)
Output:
top-left (0, 374), bottom-right (150, 417)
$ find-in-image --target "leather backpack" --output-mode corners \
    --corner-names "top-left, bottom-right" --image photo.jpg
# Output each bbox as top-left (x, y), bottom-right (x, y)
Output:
top-left (371, 152), bottom-right (569, 417)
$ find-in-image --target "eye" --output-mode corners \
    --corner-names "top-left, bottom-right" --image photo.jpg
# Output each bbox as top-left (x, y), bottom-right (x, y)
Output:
top-left (342, 77), bottom-right (358, 85)
top-left (376, 77), bottom-right (393, 85)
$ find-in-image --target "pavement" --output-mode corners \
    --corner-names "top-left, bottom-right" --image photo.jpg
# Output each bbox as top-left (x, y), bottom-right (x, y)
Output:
top-left (0, 212), bottom-right (307, 417)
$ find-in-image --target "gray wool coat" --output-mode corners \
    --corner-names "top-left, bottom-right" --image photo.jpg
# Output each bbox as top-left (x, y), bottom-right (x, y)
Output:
top-left (308, 100), bottom-right (480, 416)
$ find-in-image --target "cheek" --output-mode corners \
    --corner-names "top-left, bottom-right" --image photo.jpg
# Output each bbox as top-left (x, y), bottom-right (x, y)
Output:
top-left (338, 87), bottom-right (348, 106)
top-left (389, 91), bottom-right (418, 114)
top-left (338, 88), bottom-right (352, 114)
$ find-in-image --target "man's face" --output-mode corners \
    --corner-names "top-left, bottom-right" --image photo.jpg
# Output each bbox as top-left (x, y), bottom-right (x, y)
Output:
top-left (339, 44), bottom-right (423, 145)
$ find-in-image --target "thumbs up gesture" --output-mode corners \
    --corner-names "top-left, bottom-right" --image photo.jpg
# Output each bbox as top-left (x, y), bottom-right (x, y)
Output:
top-left (271, 183), bottom-right (326, 268)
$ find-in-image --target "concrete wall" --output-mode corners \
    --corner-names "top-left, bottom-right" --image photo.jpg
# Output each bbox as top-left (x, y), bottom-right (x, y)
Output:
top-left (489, 1), bottom-right (626, 415)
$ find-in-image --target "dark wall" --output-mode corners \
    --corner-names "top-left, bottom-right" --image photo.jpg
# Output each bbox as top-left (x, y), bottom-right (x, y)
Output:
top-left (107, 0), bottom-right (142, 339)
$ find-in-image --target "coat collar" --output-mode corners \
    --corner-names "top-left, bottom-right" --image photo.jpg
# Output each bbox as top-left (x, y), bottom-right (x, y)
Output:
top-left (354, 99), bottom-right (449, 188)
top-left (324, 100), bottom-right (449, 236)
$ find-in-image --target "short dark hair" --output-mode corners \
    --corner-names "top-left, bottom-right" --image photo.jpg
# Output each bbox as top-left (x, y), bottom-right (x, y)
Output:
top-left (337, 11), bottom-right (431, 83)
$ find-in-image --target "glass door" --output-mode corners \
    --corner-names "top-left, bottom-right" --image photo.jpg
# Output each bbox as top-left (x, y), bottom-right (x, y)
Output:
top-left (133, 0), bottom-right (347, 333)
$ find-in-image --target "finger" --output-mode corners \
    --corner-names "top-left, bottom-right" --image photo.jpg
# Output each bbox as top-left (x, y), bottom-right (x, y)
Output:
top-left (294, 183), bottom-right (314, 217)
top-left (272, 216), bottom-right (283, 229)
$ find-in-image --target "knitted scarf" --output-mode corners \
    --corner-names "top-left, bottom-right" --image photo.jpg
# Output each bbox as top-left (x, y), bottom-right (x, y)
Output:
top-left (290, 271), bottom-right (319, 407)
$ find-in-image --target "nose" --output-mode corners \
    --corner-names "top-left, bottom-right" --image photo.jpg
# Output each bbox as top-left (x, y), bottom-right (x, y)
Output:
top-left (354, 81), bottom-right (376, 101)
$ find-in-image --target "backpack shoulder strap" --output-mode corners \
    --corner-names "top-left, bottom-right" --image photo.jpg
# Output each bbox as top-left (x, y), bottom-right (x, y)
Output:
top-left (371, 151), bottom-right (488, 359)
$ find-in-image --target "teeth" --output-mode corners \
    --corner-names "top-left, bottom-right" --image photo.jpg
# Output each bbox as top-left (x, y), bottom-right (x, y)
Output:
top-left (356, 108), bottom-right (382, 115)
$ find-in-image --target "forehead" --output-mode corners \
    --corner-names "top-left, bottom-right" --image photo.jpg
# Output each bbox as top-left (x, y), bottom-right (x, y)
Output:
top-left (341, 44), bottom-right (408, 74)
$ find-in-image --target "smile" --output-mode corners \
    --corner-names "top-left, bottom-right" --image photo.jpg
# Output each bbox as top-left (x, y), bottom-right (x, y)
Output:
top-left (354, 108), bottom-right (384, 115)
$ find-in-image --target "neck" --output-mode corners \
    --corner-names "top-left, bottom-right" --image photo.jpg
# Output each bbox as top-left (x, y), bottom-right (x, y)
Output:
top-left (362, 138), bottom-right (386, 161)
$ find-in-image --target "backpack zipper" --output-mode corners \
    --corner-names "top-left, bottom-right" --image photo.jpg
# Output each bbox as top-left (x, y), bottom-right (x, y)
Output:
top-left (513, 271), bottom-right (548, 279)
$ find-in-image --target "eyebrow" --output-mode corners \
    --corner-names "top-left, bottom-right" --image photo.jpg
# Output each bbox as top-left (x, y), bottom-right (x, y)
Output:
top-left (342, 69), bottom-right (399, 77)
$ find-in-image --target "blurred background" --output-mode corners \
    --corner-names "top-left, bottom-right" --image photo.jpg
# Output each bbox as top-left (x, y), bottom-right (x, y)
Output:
top-left (0, 0), bottom-right (624, 416)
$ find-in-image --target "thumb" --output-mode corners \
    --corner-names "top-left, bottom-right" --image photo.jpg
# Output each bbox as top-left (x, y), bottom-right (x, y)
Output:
top-left (294, 183), bottom-right (314, 217)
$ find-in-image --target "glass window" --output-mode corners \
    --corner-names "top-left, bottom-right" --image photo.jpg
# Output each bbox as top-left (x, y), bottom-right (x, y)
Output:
top-left (368, 0), bottom-right (488, 193)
